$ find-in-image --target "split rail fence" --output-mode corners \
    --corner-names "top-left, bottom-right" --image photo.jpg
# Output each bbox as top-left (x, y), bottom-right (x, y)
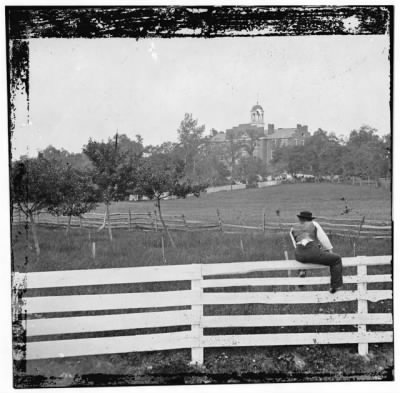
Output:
top-left (13, 255), bottom-right (392, 363)
top-left (225, 214), bottom-right (392, 240)
top-left (12, 209), bottom-right (391, 239)
top-left (12, 210), bottom-right (220, 232)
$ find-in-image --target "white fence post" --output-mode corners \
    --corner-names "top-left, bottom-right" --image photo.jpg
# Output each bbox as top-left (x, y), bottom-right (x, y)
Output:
top-left (190, 264), bottom-right (204, 365)
top-left (357, 257), bottom-right (369, 356)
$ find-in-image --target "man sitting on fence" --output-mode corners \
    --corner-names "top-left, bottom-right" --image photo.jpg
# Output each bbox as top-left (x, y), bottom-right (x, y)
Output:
top-left (290, 211), bottom-right (343, 293)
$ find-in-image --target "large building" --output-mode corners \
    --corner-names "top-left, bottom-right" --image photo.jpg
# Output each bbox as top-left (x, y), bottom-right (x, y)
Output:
top-left (210, 103), bottom-right (310, 164)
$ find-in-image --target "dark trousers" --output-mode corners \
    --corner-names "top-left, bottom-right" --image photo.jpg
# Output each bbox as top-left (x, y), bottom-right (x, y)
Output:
top-left (294, 241), bottom-right (343, 289)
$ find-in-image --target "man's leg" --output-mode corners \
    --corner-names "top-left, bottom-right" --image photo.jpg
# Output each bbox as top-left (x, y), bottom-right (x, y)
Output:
top-left (295, 245), bottom-right (343, 290)
top-left (317, 251), bottom-right (343, 289)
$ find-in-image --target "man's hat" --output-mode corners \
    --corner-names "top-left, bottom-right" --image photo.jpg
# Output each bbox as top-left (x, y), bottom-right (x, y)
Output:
top-left (297, 211), bottom-right (316, 220)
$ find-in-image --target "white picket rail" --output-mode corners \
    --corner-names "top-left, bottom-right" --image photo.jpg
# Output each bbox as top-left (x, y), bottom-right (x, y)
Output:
top-left (206, 184), bottom-right (247, 193)
top-left (13, 256), bottom-right (392, 363)
top-left (257, 180), bottom-right (280, 188)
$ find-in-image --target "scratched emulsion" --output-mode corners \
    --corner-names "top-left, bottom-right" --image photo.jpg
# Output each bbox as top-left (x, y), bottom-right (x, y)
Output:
top-left (6, 5), bottom-right (393, 388)
top-left (6, 6), bottom-right (391, 39)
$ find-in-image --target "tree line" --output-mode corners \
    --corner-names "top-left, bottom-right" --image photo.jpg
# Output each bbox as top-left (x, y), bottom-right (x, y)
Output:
top-left (11, 115), bottom-right (210, 256)
top-left (11, 115), bottom-right (391, 257)
top-left (271, 126), bottom-right (391, 180)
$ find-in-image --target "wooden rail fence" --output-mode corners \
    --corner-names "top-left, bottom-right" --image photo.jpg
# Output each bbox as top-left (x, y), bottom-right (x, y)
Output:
top-left (13, 255), bottom-right (392, 363)
top-left (12, 210), bottom-right (220, 232)
top-left (223, 216), bottom-right (391, 239)
top-left (12, 209), bottom-right (391, 238)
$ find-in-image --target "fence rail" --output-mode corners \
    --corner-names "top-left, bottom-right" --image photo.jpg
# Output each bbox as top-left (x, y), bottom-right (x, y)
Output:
top-left (12, 210), bottom-right (221, 233)
top-left (12, 208), bottom-right (391, 238)
top-left (13, 255), bottom-right (392, 363)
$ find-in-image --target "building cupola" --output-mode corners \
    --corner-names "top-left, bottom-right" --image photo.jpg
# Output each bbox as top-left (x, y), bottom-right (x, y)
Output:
top-left (250, 102), bottom-right (264, 126)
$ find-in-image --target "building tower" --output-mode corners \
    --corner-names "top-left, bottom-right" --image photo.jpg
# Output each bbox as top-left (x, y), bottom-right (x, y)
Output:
top-left (250, 102), bottom-right (264, 127)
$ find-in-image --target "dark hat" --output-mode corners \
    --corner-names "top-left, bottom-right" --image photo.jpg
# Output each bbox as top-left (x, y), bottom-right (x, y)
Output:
top-left (297, 211), bottom-right (316, 220)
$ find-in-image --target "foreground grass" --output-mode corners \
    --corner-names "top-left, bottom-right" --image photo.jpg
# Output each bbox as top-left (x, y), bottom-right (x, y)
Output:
top-left (17, 344), bottom-right (393, 387)
top-left (12, 225), bottom-right (392, 272)
top-left (98, 183), bottom-right (391, 226)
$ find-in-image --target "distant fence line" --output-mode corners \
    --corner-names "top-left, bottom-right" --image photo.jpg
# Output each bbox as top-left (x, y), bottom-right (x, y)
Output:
top-left (206, 184), bottom-right (246, 193)
top-left (220, 212), bottom-right (391, 239)
top-left (204, 177), bottom-right (391, 194)
top-left (206, 180), bottom-right (280, 194)
top-left (12, 210), bottom-right (221, 232)
top-left (262, 215), bottom-right (391, 239)
top-left (12, 255), bottom-right (393, 362)
top-left (12, 208), bottom-right (391, 239)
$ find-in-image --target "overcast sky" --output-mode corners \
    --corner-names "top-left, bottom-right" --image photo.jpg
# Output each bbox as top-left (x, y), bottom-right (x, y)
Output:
top-left (12, 35), bottom-right (390, 158)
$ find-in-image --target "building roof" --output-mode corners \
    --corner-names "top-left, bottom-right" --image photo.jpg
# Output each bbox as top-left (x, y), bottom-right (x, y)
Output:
top-left (210, 132), bottom-right (226, 143)
top-left (251, 104), bottom-right (263, 112)
top-left (265, 128), bottom-right (297, 139)
top-left (226, 124), bottom-right (265, 139)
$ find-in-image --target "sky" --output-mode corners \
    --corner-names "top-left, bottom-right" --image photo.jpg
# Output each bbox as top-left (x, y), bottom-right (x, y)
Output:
top-left (12, 34), bottom-right (390, 158)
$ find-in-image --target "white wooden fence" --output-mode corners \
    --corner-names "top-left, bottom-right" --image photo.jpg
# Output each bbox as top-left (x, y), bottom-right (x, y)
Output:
top-left (206, 184), bottom-right (247, 193)
top-left (206, 180), bottom-right (281, 193)
top-left (257, 180), bottom-right (280, 188)
top-left (13, 256), bottom-right (392, 363)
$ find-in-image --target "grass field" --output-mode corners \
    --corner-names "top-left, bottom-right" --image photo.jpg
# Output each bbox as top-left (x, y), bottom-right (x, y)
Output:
top-left (11, 183), bottom-right (393, 386)
top-left (98, 183), bottom-right (391, 226)
top-left (12, 226), bottom-right (392, 272)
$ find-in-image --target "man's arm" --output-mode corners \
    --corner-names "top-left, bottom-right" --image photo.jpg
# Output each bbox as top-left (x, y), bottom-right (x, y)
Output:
top-left (314, 221), bottom-right (333, 251)
top-left (289, 228), bottom-right (297, 248)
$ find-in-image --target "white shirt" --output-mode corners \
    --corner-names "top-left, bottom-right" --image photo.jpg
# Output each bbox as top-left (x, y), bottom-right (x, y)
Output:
top-left (313, 220), bottom-right (333, 251)
top-left (289, 220), bottom-right (333, 251)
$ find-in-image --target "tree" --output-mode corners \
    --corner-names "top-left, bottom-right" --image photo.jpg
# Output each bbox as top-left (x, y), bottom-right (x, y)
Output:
top-left (11, 156), bottom-right (62, 256)
top-left (135, 153), bottom-right (206, 248)
top-left (344, 126), bottom-right (388, 180)
top-left (241, 133), bottom-right (259, 157)
top-left (271, 125), bottom-right (389, 181)
top-left (118, 133), bottom-right (144, 161)
top-left (40, 145), bottom-right (93, 171)
top-left (47, 164), bottom-right (98, 235)
top-left (226, 133), bottom-right (243, 185)
top-left (177, 113), bottom-right (205, 175)
top-left (83, 134), bottom-right (137, 241)
top-left (234, 156), bottom-right (266, 185)
top-left (192, 141), bottom-right (230, 186)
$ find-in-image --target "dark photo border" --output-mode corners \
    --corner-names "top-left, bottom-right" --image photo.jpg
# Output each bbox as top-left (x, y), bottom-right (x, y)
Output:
top-left (6, 5), bottom-right (394, 388)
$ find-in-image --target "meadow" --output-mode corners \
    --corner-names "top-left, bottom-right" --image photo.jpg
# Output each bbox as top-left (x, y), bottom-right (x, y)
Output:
top-left (11, 183), bottom-right (393, 386)
top-left (100, 183), bottom-right (392, 225)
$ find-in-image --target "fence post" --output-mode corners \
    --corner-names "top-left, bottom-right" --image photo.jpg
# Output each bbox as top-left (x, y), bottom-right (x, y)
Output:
top-left (161, 236), bottom-right (166, 263)
top-left (357, 257), bottom-right (368, 356)
top-left (190, 264), bottom-right (204, 365)
top-left (182, 214), bottom-right (188, 231)
top-left (262, 208), bottom-right (266, 232)
top-left (128, 209), bottom-right (132, 231)
top-left (154, 210), bottom-right (158, 232)
top-left (216, 209), bottom-right (223, 232)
